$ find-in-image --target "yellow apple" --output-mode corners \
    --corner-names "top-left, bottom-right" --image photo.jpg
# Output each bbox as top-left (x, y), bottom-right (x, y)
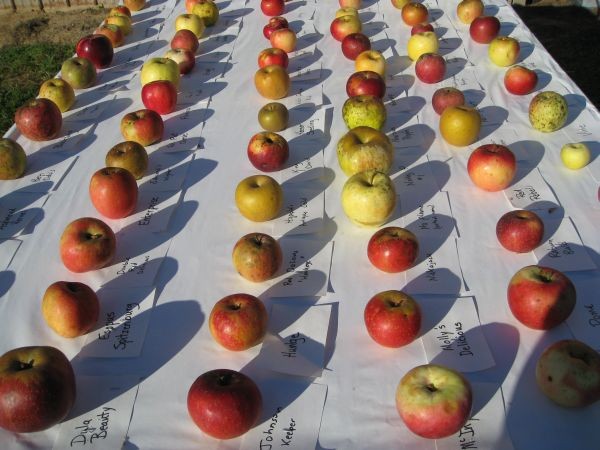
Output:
top-left (488, 36), bottom-right (520, 67)
top-left (456, 0), bottom-right (484, 24)
top-left (39, 78), bottom-right (75, 113)
top-left (391, 0), bottom-right (411, 9)
top-left (561, 143), bottom-right (591, 170)
top-left (254, 65), bottom-right (290, 100)
top-left (335, 7), bottom-right (359, 18)
top-left (407, 31), bottom-right (439, 61)
top-left (337, 126), bottom-right (393, 176)
top-left (439, 105), bottom-right (481, 147)
top-left (355, 50), bottom-right (386, 77)
top-left (140, 58), bottom-right (180, 88)
top-left (341, 169), bottom-right (396, 227)
top-left (175, 13), bottom-right (206, 38)
top-left (105, 14), bottom-right (132, 35)
top-left (235, 175), bottom-right (283, 222)
top-left (192, 1), bottom-right (219, 27)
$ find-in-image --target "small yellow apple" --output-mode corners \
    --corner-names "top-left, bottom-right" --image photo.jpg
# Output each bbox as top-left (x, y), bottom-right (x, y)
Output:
top-left (456, 0), bottom-right (484, 24)
top-left (439, 105), bottom-right (481, 147)
top-left (355, 50), bottom-right (386, 77)
top-left (335, 7), bottom-right (358, 18)
top-left (407, 31), bottom-right (439, 61)
top-left (235, 175), bottom-right (283, 222)
top-left (560, 143), bottom-right (591, 170)
top-left (341, 169), bottom-right (396, 227)
top-left (488, 36), bottom-right (520, 67)
top-left (175, 13), bottom-right (205, 38)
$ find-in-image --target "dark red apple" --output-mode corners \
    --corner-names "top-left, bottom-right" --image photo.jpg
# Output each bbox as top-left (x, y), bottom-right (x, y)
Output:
top-left (415, 53), bottom-right (446, 84)
top-left (432, 87), bottom-right (465, 115)
top-left (504, 65), bottom-right (538, 95)
top-left (496, 210), bottom-right (544, 253)
top-left (171, 29), bottom-right (200, 53)
top-left (341, 33), bottom-right (371, 61)
top-left (76, 34), bottom-right (114, 69)
top-left (364, 290), bottom-right (421, 347)
top-left (469, 15), bottom-right (501, 44)
top-left (247, 131), bottom-right (289, 172)
top-left (411, 22), bottom-right (434, 35)
top-left (346, 70), bottom-right (386, 98)
top-left (141, 80), bottom-right (178, 115)
top-left (14, 98), bottom-right (62, 141)
top-left (263, 16), bottom-right (289, 39)
top-left (368, 226), bottom-right (419, 273)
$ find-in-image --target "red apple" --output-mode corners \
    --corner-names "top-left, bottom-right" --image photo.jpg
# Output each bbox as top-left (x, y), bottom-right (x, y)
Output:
top-left (247, 131), bottom-right (289, 172)
top-left (469, 15), bottom-right (501, 44)
top-left (261, 0), bottom-right (284, 16)
top-left (89, 167), bottom-right (138, 219)
top-left (330, 15), bottom-right (362, 42)
top-left (496, 210), bottom-right (544, 253)
top-left (504, 65), bottom-right (538, 95)
top-left (232, 232), bottom-right (282, 282)
top-left (269, 28), bottom-right (296, 53)
top-left (76, 34), bottom-right (114, 69)
top-left (467, 144), bottom-right (516, 192)
top-left (411, 22), bottom-right (434, 35)
top-left (141, 80), bottom-right (178, 115)
top-left (364, 290), bottom-right (421, 347)
top-left (415, 52), bottom-right (446, 84)
top-left (396, 364), bottom-right (472, 439)
top-left (187, 369), bottom-right (262, 439)
top-left (507, 265), bottom-right (576, 330)
top-left (59, 217), bottom-right (116, 273)
top-left (209, 293), bottom-right (268, 351)
top-left (263, 16), bottom-right (289, 39)
top-left (341, 33), bottom-right (371, 61)
top-left (170, 29), bottom-right (200, 53)
top-left (401, 2), bottom-right (428, 26)
top-left (536, 339), bottom-right (600, 408)
top-left (164, 48), bottom-right (196, 74)
top-left (346, 70), bottom-right (386, 98)
top-left (14, 98), bottom-right (62, 141)
top-left (431, 87), bottom-right (465, 115)
top-left (0, 346), bottom-right (76, 433)
top-left (42, 281), bottom-right (99, 338)
top-left (367, 226), bottom-right (419, 273)
top-left (120, 109), bottom-right (164, 146)
top-left (258, 47), bottom-right (289, 69)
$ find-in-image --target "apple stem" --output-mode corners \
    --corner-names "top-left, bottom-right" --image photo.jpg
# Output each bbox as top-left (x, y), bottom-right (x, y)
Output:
top-left (217, 373), bottom-right (232, 386)
top-left (66, 282), bottom-right (80, 293)
top-left (425, 383), bottom-right (437, 393)
top-left (85, 233), bottom-right (103, 240)
top-left (227, 303), bottom-right (241, 311)
top-left (12, 360), bottom-right (34, 371)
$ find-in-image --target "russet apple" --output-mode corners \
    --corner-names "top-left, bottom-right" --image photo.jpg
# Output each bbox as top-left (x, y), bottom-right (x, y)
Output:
top-left (254, 64), bottom-right (290, 100)
top-left (355, 50), bottom-right (386, 76)
top-left (192, 0), bottom-right (219, 27)
top-left (120, 109), bottom-right (164, 146)
top-left (337, 126), bottom-right (393, 176)
top-left (504, 65), bottom-right (538, 95)
top-left (0, 138), bottom-right (26, 180)
top-left (209, 294), bottom-right (268, 351)
top-left (367, 227), bottom-right (419, 273)
top-left (364, 290), bottom-right (421, 347)
top-left (561, 143), bottom-right (591, 170)
top-left (341, 169), bottom-right (396, 227)
top-left (467, 144), bottom-right (516, 191)
top-left (140, 57), bottom-right (180, 88)
top-left (60, 217), bottom-right (116, 273)
top-left (330, 14), bottom-right (362, 42)
top-left (342, 95), bottom-right (387, 130)
top-left (247, 131), bottom-right (289, 172)
top-left (401, 2), bottom-right (428, 26)
top-left (439, 105), bottom-right (481, 147)
top-left (105, 141), bottom-right (149, 180)
top-left (496, 209), bottom-right (544, 253)
top-left (456, 0), bottom-right (484, 24)
top-left (42, 281), bottom-right (99, 338)
top-left (529, 91), bottom-right (568, 132)
top-left (89, 167), bottom-right (139, 219)
top-left (258, 102), bottom-right (289, 132)
top-left (232, 233), bottom-right (282, 282)
top-left (235, 175), bottom-right (283, 222)
top-left (60, 57), bottom-right (96, 89)
top-left (432, 87), bottom-right (465, 115)
top-left (488, 36), bottom-right (520, 67)
top-left (14, 98), bottom-right (62, 142)
top-left (407, 31), bottom-right (439, 61)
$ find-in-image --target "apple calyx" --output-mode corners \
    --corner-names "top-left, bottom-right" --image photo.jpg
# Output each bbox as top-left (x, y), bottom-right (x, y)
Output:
top-left (217, 372), bottom-right (234, 386)
top-left (227, 303), bottom-right (242, 311)
top-left (12, 359), bottom-right (34, 372)
top-left (84, 232), bottom-right (104, 241)
top-left (425, 383), bottom-right (437, 393)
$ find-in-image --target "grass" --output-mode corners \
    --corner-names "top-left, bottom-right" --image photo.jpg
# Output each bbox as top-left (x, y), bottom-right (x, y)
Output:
top-left (0, 43), bottom-right (73, 136)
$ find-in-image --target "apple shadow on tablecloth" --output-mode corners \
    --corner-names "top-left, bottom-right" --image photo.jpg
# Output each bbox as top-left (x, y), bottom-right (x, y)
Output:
top-left (500, 21), bottom-right (517, 37)
top-left (464, 89), bottom-right (487, 108)
top-left (286, 0), bottom-right (307, 14)
top-left (362, 21), bottom-right (388, 39)
top-left (0, 271), bottom-right (15, 299)
top-left (439, 39), bottom-right (463, 58)
top-left (510, 140), bottom-right (546, 185)
top-left (445, 57), bottom-right (468, 80)
top-left (517, 41), bottom-right (535, 65)
top-left (564, 94), bottom-right (587, 128)
top-left (131, 8), bottom-right (162, 24)
top-left (478, 106), bottom-right (509, 141)
top-left (534, 69), bottom-right (553, 91)
top-left (404, 213), bottom-right (457, 266)
top-left (359, 11), bottom-right (376, 23)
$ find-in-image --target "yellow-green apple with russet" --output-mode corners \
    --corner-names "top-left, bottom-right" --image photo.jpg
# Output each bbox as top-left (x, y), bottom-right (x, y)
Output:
top-left (364, 290), bottom-right (421, 347)
top-left (120, 109), bottom-right (164, 146)
top-left (209, 294), bottom-right (268, 351)
top-left (164, 48), bottom-right (196, 75)
top-left (124, 0), bottom-right (145, 12)
top-left (335, 6), bottom-right (358, 17)
top-left (439, 105), bottom-right (481, 146)
top-left (42, 281), bottom-right (99, 338)
top-left (0, 346), bottom-right (76, 433)
top-left (232, 232), bottom-right (282, 282)
top-left (342, 95), bottom-right (387, 130)
top-left (561, 143), bottom-right (590, 170)
top-left (355, 50), bottom-right (386, 76)
top-left (456, 0), bottom-right (484, 24)
top-left (186, 0), bottom-right (202, 13)
top-left (269, 28), bottom-right (296, 53)
top-left (61, 57), bottom-right (96, 89)
top-left (341, 169), bottom-right (396, 227)
top-left (175, 13), bottom-right (205, 38)
top-left (141, 57), bottom-right (180, 88)
top-left (508, 265), bottom-right (576, 330)
top-left (488, 36), bottom-right (520, 67)
top-left (0, 138), bottom-right (26, 180)
top-left (258, 102), bottom-right (289, 132)
top-left (39, 78), bottom-right (75, 112)
top-left (187, 369), bottom-right (262, 439)
top-left (432, 87), bottom-right (465, 115)
top-left (330, 14), bottom-right (362, 42)
top-left (106, 141), bottom-right (148, 179)
top-left (235, 174), bottom-right (283, 222)
top-left (496, 209), bottom-right (544, 253)
top-left (105, 14), bottom-right (132, 35)
top-left (60, 217), bottom-right (116, 273)
top-left (536, 339), bottom-right (600, 408)
top-left (254, 64), bottom-right (290, 100)
top-left (467, 144), bottom-right (516, 191)
top-left (407, 31), bottom-right (438, 61)
top-left (367, 226), bottom-right (419, 273)
top-left (89, 167), bottom-right (138, 219)
top-left (529, 91), bottom-right (568, 132)
top-left (14, 98), bottom-right (62, 142)
top-left (396, 364), bottom-right (472, 439)
top-left (247, 131), bottom-right (289, 172)
top-left (95, 24), bottom-right (124, 48)
top-left (192, 0), bottom-right (219, 27)
top-left (337, 126), bottom-right (393, 176)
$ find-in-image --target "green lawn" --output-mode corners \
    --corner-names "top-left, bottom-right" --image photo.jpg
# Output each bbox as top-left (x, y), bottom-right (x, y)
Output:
top-left (0, 43), bottom-right (73, 136)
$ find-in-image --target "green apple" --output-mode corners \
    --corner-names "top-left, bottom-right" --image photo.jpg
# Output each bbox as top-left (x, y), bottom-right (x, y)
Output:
top-left (560, 143), bottom-right (590, 170)
top-left (341, 169), bottom-right (396, 227)
top-left (258, 102), bottom-right (289, 132)
top-left (60, 57), bottom-right (96, 89)
top-left (175, 13), bottom-right (205, 38)
top-left (38, 78), bottom-right (76, 112)
top-left (0, 138), bottom-right (27, 180)
top-left (342, 95), bottom-right (387, 130)
top-left (337, 126), bottom-right (393, 176)
top-left (106, 141), bottom-right (149, 179)
top-left (192, 1), bottom-right (219, 27)
top-left (140, 57), bottom-right (180, 88)
top-left (529, 91), bottom-right (568, 132)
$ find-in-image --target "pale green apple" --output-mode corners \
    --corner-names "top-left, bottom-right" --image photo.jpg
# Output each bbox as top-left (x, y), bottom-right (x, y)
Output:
top-left (529, 91), bottom-right (568, 132)
top-left (39, 78), bottom-right (76, 112)
top-left (61, 57), bottom-right (96, 90)
top-left (192, 1), bottom-right (219, 27)
top-left (175, 13), bottom-right (205, 38)
top-left (342, 95), bottom-right (387, 130)
top-left (560, 143), bottom-right (590, 170)
top-left (337, 126), bottom-right (393, 176)
top-left (140, 58), bottom-right (180, 88)
top-left (341, 169), bottom-right (396, 227)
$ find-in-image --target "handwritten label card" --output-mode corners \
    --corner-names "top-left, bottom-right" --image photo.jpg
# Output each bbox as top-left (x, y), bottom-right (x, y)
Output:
top-left (259, 303), bottom-right (332, 378)
top-left (0, 193), bottom-right (47, 239)
top-left (54, 375), bottom-right (139, 449)
top-left (178, 80), bottom-right (222, 105)
top-left (273, 186), bottom-right (324, 236)
top-left (421, 297), bottom-right (495, 372)
top-left (3, 153), bottom-right (77, 193)
top-left (533, 218), bottom-right (596, 272)
top-left (25, 123), bottom-right (93, 154)
top-left (66, 95), bottom-right (115, 122)
top-left (268, 238), bottom-right (333, 297)
top-left (395, 157), bottom-right (440, 214)
top-left (240, 381), bottom-right (327, 450)
top-left (388, 122), bottom-right (426, 149)
top-left (291, 61), bottom-right (322, 82)
top-left (0, 239), bottom-right (21, 269)
top-left (94, 72), bottom-right (134, 94)
top-left (284, 84), bottom-right (324, 108)
top-left (437, 383), bottom-right (515, 450)
top-left (82, 288), bottom-right (155, 358)
top-left (504, 168), bottom-right (559, 210)
top-left (117, 190), bottom-right (181, 233)
top-left (567, 300), bottom-right (600, 351)
top-left (386, 76), bottom-right (411, 101)
top-left (152, 106), bottom-right (208, 153)
top-left (141, 152), bottom-right (193, 192)
top-left (403, 191), bottom-right (456, 237)
top-left (110, 41), bottom-right (155, 72)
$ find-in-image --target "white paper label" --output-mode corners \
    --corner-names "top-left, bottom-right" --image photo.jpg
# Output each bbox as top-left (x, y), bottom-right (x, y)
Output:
top-left (0, 193), bottom-right (47, 238)
top-left (3, 153), bottom-right (77, 193)
top-left (403, 191), bottom-right (456, 237)
top-left (66, 96), bottom-right (115, 122)
top-left (141, 152), bottom-right (193, 192)
top-left (0, 239), bottom-right (21, 269)
top-left (26, 123), bottom-right (94, 154)
top-left (177, 80), bottom-right (223, 105)
top-left (504, 169), bottom-right (559, 210)
top-left (567, 300), bottom-right (600, 351)
top-left (421, 297), bottom-right (495, 372)
top-left (388, 121), bottom-right (426, 149)
top-left (151, 106), bottom-right (209, 153)
top-left (116, 190), bottom-right (181, 233)
top-left (273, 186), bottom-right (324, 236)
